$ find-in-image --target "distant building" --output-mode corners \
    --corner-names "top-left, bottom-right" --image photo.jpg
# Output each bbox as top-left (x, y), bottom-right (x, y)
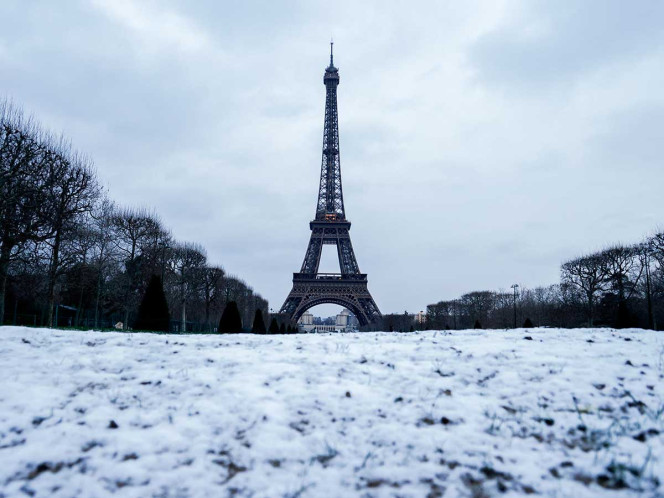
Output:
top-left (298, 308), bottom-right (358, 333)
top-left (336, 309), bottom-right (350, 327)
top-left (300, 312), bottom-right (314, 326)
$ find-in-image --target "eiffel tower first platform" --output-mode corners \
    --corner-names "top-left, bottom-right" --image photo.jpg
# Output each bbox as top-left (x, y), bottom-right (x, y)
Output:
top-left (280, 44), bottom-right (382, 327)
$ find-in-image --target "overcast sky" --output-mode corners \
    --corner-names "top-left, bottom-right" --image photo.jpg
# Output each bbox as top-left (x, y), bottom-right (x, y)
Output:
top-left (2, 0), bottom-right (663, 315)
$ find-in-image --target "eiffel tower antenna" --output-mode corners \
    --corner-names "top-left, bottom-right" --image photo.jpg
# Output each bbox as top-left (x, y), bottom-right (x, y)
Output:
top-left (280, 45), bottom-right (381, 328)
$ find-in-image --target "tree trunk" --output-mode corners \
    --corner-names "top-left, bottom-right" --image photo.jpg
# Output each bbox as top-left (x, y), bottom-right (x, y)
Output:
top-left (46, 231), bottom-right (62, 328)
top-left (76, 286), bottom-right (84, 327)
top-left (123, 241), bottom-right (137, 331)
top-left (0, 244), bottom-right (10, 326)
top-left (94, 267), bottom-right (103, 329)
top-left (645, 258), bottom-right (654, 329)
top-left (205, 297), bottom-right (211, 332)
top-left (180, 280), bottom-right (186, 333)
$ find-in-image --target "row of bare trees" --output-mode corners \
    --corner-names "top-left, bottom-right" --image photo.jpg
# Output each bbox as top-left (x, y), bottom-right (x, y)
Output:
top-left (1, 100), bottom-right (268, 331)
top-left (427, 239), bottom-right (664, 330)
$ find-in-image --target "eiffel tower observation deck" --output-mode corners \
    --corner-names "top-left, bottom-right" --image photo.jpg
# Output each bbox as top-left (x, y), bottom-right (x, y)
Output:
top-left (280, 44), bottom-right (381, 327)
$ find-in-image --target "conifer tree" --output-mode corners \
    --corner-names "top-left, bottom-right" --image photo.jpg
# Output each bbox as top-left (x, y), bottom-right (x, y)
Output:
top-left (269, 317), bottom-right (279, 334)
top-left (474, 320), bottom-right (482, 329)
top-left (134, 275), bottom-right (170, 332)
top-left (251, 309), bottom-right (267, 334)
top-left (218, 301), bottom-right (242, 333)
top-left (279, 322), bottom-right (286, 334)
top-left (523, 318), bottom-right (534, 328)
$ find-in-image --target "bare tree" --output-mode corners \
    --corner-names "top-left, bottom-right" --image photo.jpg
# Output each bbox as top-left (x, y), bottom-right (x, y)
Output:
top-left (460, 291), bottom-right (495, 328)
top-left (201, 265), bottom-right (224, 331)
top-left (1, 101), bottom-right (65, 323)
top-left (600, 245), bottom-right (641, 299)
top-left (169, 242), bottom-right (207, 332)
top-left (561, 255), bottom-right (607, 326)
top-left (89, 197), bottom-right (118, 328)
top-left (43, 150), bottom-right (99, 327)
top-left (112, 208), bottom-right (167, 329)
top-left (636, 242), bottom-right (656, 329)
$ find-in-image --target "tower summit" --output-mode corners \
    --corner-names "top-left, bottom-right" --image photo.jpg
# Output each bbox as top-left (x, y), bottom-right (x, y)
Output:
top-left (317, 40), bottom-right (343, 220)
top-left (280, 46), bottom-right (381, 327)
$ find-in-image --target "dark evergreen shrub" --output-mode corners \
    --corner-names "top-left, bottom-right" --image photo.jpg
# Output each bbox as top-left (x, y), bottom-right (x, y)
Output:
top-left (474, 320), bottom-right (482, 329)
top-left (251, 309), bottom-right (267, 334)
top-left (269, 318), bottom-right (279, 334)
top-left (133, 275), bottom-right (170, 332)
top-left (616, 301), bottom-right (630, 329)
top-left (218, 301), bottom-right (242, 333)
top-left (523, 318), bottom-right (534, 328)
top-left (279, 323), bottom-right (286, 334)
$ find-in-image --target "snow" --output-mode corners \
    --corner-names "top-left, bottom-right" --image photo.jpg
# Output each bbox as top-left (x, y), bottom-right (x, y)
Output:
top-left (0, 326), bottom-right (662, 497)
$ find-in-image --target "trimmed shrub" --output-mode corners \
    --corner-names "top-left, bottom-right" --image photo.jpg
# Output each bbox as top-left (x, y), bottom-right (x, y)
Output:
top-left (134, 275), bottom-right (170, 332)
top-left (218, 301), bottom-right (242, 333)
top-left (252, 309), bottom-right (267, 334)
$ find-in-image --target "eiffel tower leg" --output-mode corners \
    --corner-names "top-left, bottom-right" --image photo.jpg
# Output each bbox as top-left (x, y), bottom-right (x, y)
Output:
top-left (337, 234), bottom-right (360, 275)
top-left (300, 228), bottom-right (323, 274)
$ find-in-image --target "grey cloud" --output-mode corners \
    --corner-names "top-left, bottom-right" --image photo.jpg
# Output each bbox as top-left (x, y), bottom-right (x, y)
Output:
top-left (1, 0), bottom-right (662, 315)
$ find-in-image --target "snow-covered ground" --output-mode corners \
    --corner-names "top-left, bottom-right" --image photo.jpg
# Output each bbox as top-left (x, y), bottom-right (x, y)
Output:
top-left (0, 327), bottom-right (662, 497)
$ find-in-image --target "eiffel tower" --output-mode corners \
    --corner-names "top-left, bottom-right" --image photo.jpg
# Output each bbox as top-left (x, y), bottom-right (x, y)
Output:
top-left (280, 43), bottom-right (381, 327)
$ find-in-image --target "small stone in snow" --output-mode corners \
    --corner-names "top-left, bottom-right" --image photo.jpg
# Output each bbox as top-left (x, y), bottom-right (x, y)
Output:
top-left (345, 391), bottom-right (351, 398)
top-left (524, 336), bottom-right (533, 341)
top-left (108, 420), bottom-right (119, 429)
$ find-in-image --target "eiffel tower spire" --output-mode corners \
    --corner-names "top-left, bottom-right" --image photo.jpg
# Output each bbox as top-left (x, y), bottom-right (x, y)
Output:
top-left (316, 39), bottom-right (343, 220)
top-left (280, 46), bottom-right (381, 328)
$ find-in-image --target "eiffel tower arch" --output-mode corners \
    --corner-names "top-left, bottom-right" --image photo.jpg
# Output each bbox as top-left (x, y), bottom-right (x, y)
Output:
top-left (280, 44), bottom-right (381, 327)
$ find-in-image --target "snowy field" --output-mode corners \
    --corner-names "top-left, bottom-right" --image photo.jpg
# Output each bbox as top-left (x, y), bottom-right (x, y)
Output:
top-left (0, 327), bottom-right (662, 497)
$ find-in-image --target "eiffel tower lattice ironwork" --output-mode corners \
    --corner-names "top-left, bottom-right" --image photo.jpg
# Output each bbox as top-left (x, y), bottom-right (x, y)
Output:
top-left (280, 43), bottom-right (381, 327)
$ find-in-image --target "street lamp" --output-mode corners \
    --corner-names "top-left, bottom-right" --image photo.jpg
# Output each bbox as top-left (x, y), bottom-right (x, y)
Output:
top-left (511, 284), bottom-right (519, 328)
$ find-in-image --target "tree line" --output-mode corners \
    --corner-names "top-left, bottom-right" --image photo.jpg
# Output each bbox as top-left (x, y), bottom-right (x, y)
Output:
top-left (1, 100), bottom-right (268, 331)
top-left (427, 239), bottom-right (664, 330)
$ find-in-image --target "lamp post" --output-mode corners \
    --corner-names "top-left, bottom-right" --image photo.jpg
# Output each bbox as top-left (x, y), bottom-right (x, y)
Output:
top-left (511, 284), bottom-right (519, 328)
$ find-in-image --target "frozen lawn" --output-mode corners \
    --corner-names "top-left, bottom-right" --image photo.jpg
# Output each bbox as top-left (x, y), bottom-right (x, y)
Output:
top-left (0, 326), bottom-right (662, 497)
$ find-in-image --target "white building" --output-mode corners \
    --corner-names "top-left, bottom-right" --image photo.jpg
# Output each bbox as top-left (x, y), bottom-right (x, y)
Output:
top-left (298, 308), bottom-right (358, 333)
top-left (300, 312), bottom-right (314, 326)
